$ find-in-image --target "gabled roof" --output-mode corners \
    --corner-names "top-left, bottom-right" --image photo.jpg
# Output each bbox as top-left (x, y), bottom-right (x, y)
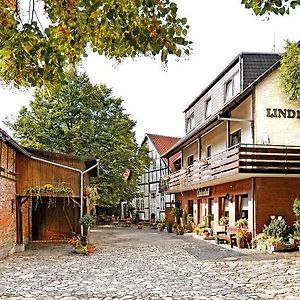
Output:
top-left (143, 133), bottom-right (181, 172)
top-left (184, 52), bottom-right (280, 113)
top-left (163, 56), bottom-right (282, 158)
top-left (145, 133), bottom-right (180, 156)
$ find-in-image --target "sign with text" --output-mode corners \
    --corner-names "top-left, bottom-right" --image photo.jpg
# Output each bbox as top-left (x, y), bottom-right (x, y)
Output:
top-left (197, 187), bottom-right (211, 197)
top-left (266, 108), bottom-right (300, 119)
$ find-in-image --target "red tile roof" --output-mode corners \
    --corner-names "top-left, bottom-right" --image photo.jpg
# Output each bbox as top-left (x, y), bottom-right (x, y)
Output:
top-left (145, 133), bottom-right (181, 172)
top-left (146, 133), bottom-right (180, 156)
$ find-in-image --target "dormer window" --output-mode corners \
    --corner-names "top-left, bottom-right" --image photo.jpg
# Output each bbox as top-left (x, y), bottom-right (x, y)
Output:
top-left (186, 113), bottom-right (195, 132)
top-left (205, 98), bottom-right (212, 118)
top-left (225, 72), bottom-right (240, 102)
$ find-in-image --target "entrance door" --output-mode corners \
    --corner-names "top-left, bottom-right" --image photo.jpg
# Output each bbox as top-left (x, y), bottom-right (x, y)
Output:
top-left (188, 200), bottom-right (193, 215)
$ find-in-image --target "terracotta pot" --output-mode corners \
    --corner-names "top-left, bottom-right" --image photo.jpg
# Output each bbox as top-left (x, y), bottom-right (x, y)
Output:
top-left (87, 244), bottom-right (95, 253)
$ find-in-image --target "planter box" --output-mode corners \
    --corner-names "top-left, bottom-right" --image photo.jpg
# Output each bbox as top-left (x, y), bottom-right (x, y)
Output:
top-left (267, 243), bottom-right (298, 253)
top-left (256, 241), bottom-right (267, 252)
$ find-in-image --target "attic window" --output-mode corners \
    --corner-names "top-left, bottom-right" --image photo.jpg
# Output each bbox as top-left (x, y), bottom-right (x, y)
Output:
top-left (186, 113), bottom-right (195, 132)
top-left (205, 98), bottom-right (212, 118)
top-left (225, 72), bottom-right (240, 102)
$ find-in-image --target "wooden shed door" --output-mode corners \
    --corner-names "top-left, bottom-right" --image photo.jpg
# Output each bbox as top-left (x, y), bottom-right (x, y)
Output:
top-left (32, 198), bottom-right (80, 240)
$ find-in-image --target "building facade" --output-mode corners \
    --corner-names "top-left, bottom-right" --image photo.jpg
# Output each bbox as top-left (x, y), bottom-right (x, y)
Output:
top-left (134, 134), bottom-right (180, 221)
top-left (162, 51), bottom-right (300, 237)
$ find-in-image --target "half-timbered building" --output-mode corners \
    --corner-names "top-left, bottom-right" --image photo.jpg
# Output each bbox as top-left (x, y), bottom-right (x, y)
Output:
top-left (133, 134), bottom-right (180, 221)
top-left (162, 51), bottom-right (300, 237)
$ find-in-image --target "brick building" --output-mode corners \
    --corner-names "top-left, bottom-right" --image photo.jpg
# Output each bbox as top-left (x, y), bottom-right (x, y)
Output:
top-left (162, 51), bottom-right (300, 237)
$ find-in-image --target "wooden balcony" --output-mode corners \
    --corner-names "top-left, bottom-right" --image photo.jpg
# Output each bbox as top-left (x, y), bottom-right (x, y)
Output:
top-left (162, 144), bottom-right (300, 193)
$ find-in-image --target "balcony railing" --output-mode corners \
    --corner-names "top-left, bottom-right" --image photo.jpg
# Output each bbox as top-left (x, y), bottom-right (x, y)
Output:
top-left (162, 144), bottom-right (300, 193)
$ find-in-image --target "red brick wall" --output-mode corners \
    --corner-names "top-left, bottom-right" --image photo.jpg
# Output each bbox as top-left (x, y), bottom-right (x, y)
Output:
top-left (176, 190), bottom-right (197, 225)
top-left (0, 177), bottom-right (16, 259)
top-left (22, 200), bottom-right (31, 244)
top-left (255, 177), bottom-right (300, 233)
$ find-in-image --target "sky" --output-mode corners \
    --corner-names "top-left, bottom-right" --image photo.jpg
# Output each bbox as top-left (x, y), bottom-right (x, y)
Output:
top-left (0, 0), bottom-right (300, 144)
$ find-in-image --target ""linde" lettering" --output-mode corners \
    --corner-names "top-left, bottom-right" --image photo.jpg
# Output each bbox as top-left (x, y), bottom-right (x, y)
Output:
top-left (266, 108), bottom-right (300, 119)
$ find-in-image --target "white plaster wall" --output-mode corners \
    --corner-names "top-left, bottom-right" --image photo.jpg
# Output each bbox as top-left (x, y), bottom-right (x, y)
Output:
top-left (182, 140), bottom-right (199, 166)
top-left (230, 96), bottom-right (253, 144)
top-left (201, 122), bottom-right (227, 157)
top-left (255, 70), bottom-right (300, 146)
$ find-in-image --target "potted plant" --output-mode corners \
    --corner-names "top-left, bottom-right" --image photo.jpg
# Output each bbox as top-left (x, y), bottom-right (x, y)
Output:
top-left (157, 222), bottom-right (165, 231)
top-left (236, 228), bottom-right (245, 248)
top-left (79, 213), bottom-right (96, 236)
top-left (219, 216), bottom-right (229, 226)
top-left (186, 213), bottom-right (195, 232)
top-left (171, 207), bottom-right (183, 224)
top-left (175, 225), bottom-right (184, 235)
top-left (166, 222), bottom-right (173, 233)
top-left (235, 218), bottom-right (248, 228)
top-left (253, 233), bottom-right (268, 251)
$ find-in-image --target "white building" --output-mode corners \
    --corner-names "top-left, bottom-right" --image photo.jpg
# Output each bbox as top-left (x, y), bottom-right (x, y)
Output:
top-left (134, 133), bottom-right (180, 221)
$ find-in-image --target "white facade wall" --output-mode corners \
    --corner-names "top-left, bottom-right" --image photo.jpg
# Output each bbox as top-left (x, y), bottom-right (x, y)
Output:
top-left (201, 122), bottom-right (227, 158)
top-left (231, 96), bottom-right (253, 144)
top-left (254, 70), bottom-right (300, 146)
top-left (134, 136), bottom-right (176, 221)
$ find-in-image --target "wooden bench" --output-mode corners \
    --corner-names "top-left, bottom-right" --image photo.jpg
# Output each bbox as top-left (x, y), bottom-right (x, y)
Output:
top-left (215, 226), bottom-right (238, 248)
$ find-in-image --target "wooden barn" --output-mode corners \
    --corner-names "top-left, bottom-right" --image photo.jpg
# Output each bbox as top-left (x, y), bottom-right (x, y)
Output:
top-left (16, 148), bottom-right (97, 243)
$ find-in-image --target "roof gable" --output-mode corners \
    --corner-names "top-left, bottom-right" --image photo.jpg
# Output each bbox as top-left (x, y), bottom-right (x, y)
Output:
top-left (146, 133), bottom-right (180, 156)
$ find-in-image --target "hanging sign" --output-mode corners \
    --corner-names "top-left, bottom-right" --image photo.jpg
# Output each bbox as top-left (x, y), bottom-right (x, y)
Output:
top-left (197, 187), bottom-right (211, 197)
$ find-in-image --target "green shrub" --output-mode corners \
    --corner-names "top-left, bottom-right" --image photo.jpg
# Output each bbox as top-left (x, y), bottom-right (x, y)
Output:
top-left (79, 214), bottom-right (96, 227)
top-left (262, 217), bottom-right (288, 239)
top-left (293, 198), bottom-right (300, 217)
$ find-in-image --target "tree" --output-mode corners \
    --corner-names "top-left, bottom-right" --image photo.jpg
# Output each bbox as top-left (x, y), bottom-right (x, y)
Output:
top-left (6, 71), bottom-right (150, 206)
top-left (279, 41), bottom-right (300, 102)
top-left (0, 0), bottom-right (191, 89)
top-left (241, 0), bottom-right (300, 16)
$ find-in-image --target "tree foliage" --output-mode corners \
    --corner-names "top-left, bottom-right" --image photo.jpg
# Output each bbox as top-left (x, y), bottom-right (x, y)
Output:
top-left (6, 71), bottom-right (150, 205)
top-left (242, 0), bottom-right (300, 15)
top-left (0, 0), bottom-right (191, 89)
top-left (279, 41), bottom-right (300, 102)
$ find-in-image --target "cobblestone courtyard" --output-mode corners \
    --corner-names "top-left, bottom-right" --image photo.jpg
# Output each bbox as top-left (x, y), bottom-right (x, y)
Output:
top-left (0, 226), bottom-right (300, 300)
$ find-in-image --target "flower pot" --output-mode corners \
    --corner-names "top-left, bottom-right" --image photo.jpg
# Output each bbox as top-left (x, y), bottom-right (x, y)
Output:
top-left (167, 224), bottom-right (173, 233)
top-left (87, 244), bottom-right (95, 253)
top-left (237, 237), bottom-right (245, 249)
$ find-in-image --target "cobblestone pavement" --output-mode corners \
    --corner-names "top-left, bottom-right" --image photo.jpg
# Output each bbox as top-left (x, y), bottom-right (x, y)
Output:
top-left (0, 226), bottom-right (299, 300)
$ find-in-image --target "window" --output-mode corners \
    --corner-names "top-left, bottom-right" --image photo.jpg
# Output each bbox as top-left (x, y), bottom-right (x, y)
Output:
top-left (206, 145), bottom-right (212, 158)
top-left (140, 199), bottom-right (145, 211)
top-left (152, 160), bottom-right (156, 170)
top-left (236, 195), bottom-right (249, 220)
top-left (225, 72), bottom-right (240, 102)
top-left (230, 129), bottom-right (241, 147)
top-left (205, 98), bottom-right (212, 118)
top-left (219, 196), bottom-right (230, 220)
top-left (160, 197), bottom-right (165, 210)
top-left (151, 192), bottom-right (156, 199)
top-left (186, 113), bottom-right (195, 132)
top-left (187, 155), bottom-right (194, 166)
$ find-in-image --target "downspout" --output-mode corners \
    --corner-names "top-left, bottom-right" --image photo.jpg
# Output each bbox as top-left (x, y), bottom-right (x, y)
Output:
top-left (30, 156), bottom-right (100, 235)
